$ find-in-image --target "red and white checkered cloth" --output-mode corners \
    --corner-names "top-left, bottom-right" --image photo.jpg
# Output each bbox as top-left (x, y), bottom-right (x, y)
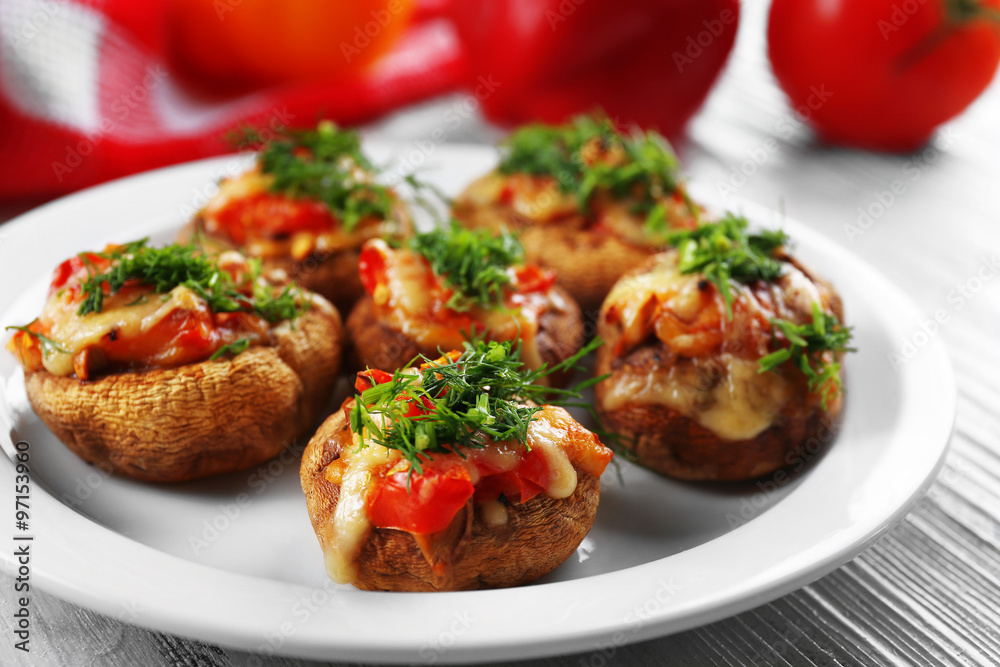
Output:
top-left (0, 0), bottom-right (464, 201)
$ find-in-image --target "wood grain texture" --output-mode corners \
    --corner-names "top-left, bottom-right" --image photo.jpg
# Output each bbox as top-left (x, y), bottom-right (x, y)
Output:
top-left (2, 0), bottom-right (999, 664)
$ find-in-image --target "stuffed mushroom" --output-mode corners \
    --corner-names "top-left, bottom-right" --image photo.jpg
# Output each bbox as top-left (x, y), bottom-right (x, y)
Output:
top-left (183, 121), bottom-right (412, 314)
top-left (453, 115), bottom-right (700, 313)
top-left (300, 340), bottom-right (614, 591)
top-left (6, 240), bottom-right (343, 482)
top-left (346, 224), bottom-right (583, 383)
top-left (594, 214), bottom-right (853, 481)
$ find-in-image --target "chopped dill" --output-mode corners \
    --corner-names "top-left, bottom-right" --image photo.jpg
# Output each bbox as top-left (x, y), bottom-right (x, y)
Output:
top-left (349, 338), bottom-right (603, 479)
top-left (409, 223), bottom-right (524, 311)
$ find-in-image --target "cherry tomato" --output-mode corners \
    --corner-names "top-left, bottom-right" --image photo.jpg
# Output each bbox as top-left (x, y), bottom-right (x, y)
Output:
top-left (168, 0), bottom-right (416, 89)
top-left (768, 0), bottom-right (1000, 151)
top-left (366, 458), bottom-right (475, 534)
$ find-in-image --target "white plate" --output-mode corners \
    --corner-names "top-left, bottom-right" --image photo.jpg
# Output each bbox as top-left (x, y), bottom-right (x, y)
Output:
top-left (0, 145), bottom-right (955, 664)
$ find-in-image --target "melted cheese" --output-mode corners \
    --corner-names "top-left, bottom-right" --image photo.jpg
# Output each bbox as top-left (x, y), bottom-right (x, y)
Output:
top-left (461, 173), bottom-right (578, 222)
top-left (39, 285), bottom-right (202, 377)
top-left (601, 354), bottom-right (790, 441)
top-left (322, 407), bottom-right (584, 583)
top-left (601, 250), bottom-right (834, 440)
top-left (604, 253), bottom-right (707, 354)
top-left (479, 500), bottom-right (508, 527)
top-left (323, 434), bottom-right (401, 585)
top-left (525, 409), bottom-right (579, 499)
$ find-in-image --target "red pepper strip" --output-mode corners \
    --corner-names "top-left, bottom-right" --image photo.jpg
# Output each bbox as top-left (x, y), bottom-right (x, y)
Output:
top-left (212, 192), bottom-right (335, 244)
top-left (511, 264), bottom-right (557, 294)
top-left (358, 242), bottom-right (389, 295)
top-left (366, 458), bottom-right (475, 535)
top-left (356, 368), bottom-right (394, 393)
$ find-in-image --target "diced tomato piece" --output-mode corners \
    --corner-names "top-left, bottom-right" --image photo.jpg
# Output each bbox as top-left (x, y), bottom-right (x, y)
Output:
top-left (473, 469), bottom-right (546, 504)
top-left (514, 476), bottom-right (546, 503)
top-left (48, 252), bottom-right (108, 297)
top-left (512, 448), bottom-right (550, 499)
top-left (498, 184), bottom-right (514, 205)
top-left (50, 257), bottom-right (80, 292)
top-left (366, 458), bottom-right (474, 535)
top-left (213, 192), bottom-right (335, 244)
top-left (100, 309), bottom-right (218, 368)
top-left (512, 265), bottom-right (557, 294)
top-left (356, 368), bottom-right (394, 392)
top-left (420, 350), bottom-right (462, 370)
top-left (472, 471), bottom-right (518, 503)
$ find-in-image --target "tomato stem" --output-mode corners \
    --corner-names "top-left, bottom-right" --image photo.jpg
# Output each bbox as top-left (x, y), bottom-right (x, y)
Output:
top-left (947, 0), bottom-right (1000, 25)
top-left (895, 0), bottom-right (1000, 74)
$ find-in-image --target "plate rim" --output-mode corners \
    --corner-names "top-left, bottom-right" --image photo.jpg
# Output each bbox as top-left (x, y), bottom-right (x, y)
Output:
top-left (0, 146), bottom-right (956, 664)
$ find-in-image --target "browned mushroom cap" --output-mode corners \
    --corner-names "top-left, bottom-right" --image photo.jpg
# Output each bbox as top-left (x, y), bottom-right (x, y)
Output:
top-left (24, 301), bottom-right (344, 483)
top-left (300, 407), bottom-right (601, 591)
top-left (344, 285), bottom-right (584, 385)
top-left (595, 348), bottom-right (841, 481)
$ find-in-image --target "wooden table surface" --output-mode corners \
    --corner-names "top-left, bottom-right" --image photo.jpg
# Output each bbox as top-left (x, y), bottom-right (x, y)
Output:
top-left (3, 1), bottom-right (999, 665)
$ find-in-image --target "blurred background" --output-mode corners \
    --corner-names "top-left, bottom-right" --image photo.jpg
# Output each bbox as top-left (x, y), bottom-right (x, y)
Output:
top-left (2, 1), bottom-right (1000, 665)
top-left (0, 0), bottom-right (996, 204)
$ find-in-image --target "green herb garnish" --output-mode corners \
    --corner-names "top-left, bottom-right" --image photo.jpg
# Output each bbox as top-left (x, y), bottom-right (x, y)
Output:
top-left (498, 115), bottom-right (688, 216)
top-left (75, 239), bottom-right (308, 323)
top-left (237, 121), bottom-right (395, 231)
top-left (664, 214), bottom-right (788, 319)
top-left (349, 338), bottom-right (603, 481)
top-left (408, 223), bottom-right (524, 311)
top-left (758, 303), bottom-right (854, 408)
top-left (5, 321), bottom-right (68, 358)
top-left (209, 337), bottom-right (252, 361)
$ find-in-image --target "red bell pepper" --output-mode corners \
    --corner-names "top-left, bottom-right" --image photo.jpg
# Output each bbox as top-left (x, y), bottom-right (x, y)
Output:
top-left (448, 0), bottom-right (740, 140)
